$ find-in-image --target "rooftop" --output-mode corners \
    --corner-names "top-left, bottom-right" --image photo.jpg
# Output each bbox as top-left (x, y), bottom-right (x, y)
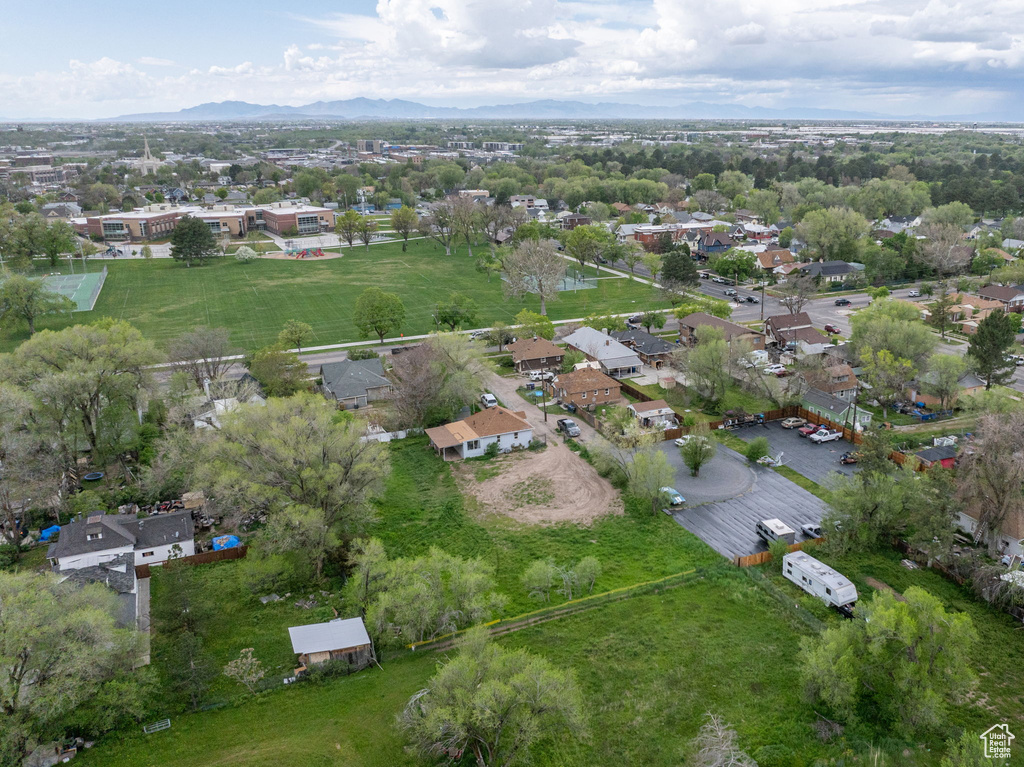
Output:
top-left (289, 617), bottom-right (371, 655)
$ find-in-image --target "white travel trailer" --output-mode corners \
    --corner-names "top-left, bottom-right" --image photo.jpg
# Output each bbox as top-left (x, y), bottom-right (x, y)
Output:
top-left (782, 551), bottom-right (858, 612)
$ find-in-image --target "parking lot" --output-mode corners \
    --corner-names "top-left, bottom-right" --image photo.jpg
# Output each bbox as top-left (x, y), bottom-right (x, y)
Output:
top-left (735, 421), bottom-right (858, 485)
top-left (659, 443), bottom-right (829, 560)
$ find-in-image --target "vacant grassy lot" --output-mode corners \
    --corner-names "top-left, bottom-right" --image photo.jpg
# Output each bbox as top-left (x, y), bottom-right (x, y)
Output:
top-left (3, 242), bottom-right (664, 351)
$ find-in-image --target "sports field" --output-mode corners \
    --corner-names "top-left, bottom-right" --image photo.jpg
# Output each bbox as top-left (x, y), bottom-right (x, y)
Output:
top-left (41, 267), bottom-right (107, 311)
top-left (3, 241), bottom-right (664, 351)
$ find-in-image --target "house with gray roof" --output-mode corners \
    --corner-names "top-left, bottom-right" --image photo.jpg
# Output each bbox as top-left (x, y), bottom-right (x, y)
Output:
top-left (319, 358), bottom-right (393, 409)
top-left (289, 617), bottom-right (375, 672)
top-left (562, 327), bottom-right (642, 379)
top-left (798, 260), bottom-right (864, 283)
top-left (611, 328), bottom-right (677, 369)
top-left (801, 388), bottom-right (872, 428)
top-left (59, 553), bottom-right (140, 628)
top-left (47, 510), bottom-right (195, 571)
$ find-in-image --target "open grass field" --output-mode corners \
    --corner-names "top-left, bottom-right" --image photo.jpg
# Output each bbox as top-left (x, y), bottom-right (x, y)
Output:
top-left (2, 241), bottom-right (664, 351)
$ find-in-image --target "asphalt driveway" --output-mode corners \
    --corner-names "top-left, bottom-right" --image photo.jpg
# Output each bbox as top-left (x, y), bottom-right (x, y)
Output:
top-left (663, 444), bottom-right (829, 561)
top-left (734, 421), bottom-right (858, 485)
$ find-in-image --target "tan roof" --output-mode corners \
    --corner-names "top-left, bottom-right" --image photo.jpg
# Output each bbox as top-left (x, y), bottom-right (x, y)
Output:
top-left (952, 293), bottom-right (1003, 311)
top-left (631, 399), bottom-right (673, 413)
top-left (426, 406), bottom-right (532, 449)
top-left (756, 250), bottom-right (794, 269)
top-left (551, 367), bottom-right (620, 394)
top-left (677, 312), bottom-right (764, 341)
top-left (507, 337), bottom-right (563, 363)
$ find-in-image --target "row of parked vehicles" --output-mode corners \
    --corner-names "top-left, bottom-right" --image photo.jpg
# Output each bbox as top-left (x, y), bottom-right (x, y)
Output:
top-left (780, 416), bottom-right (843, 443)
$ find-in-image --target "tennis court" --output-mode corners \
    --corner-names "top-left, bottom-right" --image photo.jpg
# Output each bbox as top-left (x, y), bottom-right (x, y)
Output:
top-left (42, 266), bottom-right (108, 311)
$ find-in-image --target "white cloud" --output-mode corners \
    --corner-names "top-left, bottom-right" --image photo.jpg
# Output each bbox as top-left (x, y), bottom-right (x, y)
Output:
top-left (137, 56), bottom-right (175, 66)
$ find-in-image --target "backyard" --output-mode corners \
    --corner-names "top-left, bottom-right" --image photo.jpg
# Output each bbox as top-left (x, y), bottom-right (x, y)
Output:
top-left (2, 241), bottom-right (665, 351)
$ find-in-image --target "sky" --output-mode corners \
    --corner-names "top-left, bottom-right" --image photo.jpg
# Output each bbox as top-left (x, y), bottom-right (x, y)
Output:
top-left (1, 0), bottom-right (1023, 119)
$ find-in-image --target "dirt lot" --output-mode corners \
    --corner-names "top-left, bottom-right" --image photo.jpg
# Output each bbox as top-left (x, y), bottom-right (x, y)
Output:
top-left (453, 442), bottom-right (623, 525)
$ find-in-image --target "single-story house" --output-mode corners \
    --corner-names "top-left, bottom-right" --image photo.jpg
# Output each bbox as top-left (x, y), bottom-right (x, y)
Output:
top-left (320, 358), bottom-right (393, 409)
top-left (425, 406), bottom-right (533, 460)
top-left (777, 326), bottom-right (833, 356)
top-left (289, 617), bottom-right (375, 672)
top-left (59, 553), bottom-right (139, 629)
top-left (914, 444), bottom-right (958, 469)
top-left (1001, 238), bottom-right (1024, 252)
top-left (880, 215), bottom-right (921, 233)
top-left (610, 328), bottom-right (677, 369)
top-left (546, 367), bottom-right (621, 410)
top-left (906, 371), bottom-right (986, 408)
top-left (802, 363), bottom-right (859, 402)
top-left (798, 260), bottom-right (864, 284)
top-left (507, 337), bottom-right (564, 374)
top-left (628, 399), bottom-right (677, 428)
top-left (958, 509), bottom-right (1024, 559)
top-left (978, 284), bottom-right (1024, 312)
top-left (562, 327), bottom-right (642, 379)
top-left (47, 510), bottom-right (195, 571)
top-left (677, 312), bottom-right (766, 350)
top-left (801, 388), bottom-right (872, 429)
top-left (764, 312), bottom-right (813, 345)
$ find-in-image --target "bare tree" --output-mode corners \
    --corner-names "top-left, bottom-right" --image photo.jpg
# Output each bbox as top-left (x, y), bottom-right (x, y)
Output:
top-left (168, 327), bottom-right (238, 389)
top-left (386, 334), bottom-right (486, 428)
top-left (918, 223), bottom-right (971, 277)
top-left (690, 713), bottom-right (757, 767)
top-left (777, 275), bottom-right (816, 314)
top-left (480, 203), bottom-right (514, 255)
top-left (417, 200), bottom-right (457, 255)
top-left (502, 239), bottom-right (567, 316)
top-left (692, 190), bottom-right (727, 214)
top-left (451, 197), bottom-right (481, 257)
top-left (956, 413), bottom-right (1024, 554)
top-left (223, 648), bottom-right (265, 694)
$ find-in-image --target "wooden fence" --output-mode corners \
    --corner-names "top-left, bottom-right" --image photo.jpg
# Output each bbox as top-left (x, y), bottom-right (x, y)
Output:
top-left (733, 538), bottom-right (823, 567)
top-left (135, 545), bottom-right (248, 579)
top-left (619, 381), bottom-right (654, 403)
top-left (794, 407), bottom-right (863, 445)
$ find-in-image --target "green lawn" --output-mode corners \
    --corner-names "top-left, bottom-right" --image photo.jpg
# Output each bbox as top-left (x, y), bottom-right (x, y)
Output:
top-left (3, 241), bottom-right (664, 352)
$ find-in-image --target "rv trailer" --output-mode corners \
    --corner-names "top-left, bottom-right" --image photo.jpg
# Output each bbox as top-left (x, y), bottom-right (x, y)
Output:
top-left (782, 551), bottom-right (858, 616)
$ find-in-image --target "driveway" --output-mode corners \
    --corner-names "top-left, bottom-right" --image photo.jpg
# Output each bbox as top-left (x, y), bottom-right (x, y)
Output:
top-left (484, 371), bottom-right (603, 444)
top-left (665, 445), bottom-right (829, 560)
top-left (734, 421), bottom-right (858, 485)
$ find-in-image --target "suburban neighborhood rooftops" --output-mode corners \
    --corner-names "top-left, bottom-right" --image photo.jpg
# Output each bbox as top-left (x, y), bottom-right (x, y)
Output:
top-left (766, 312), bottom-right (812, 332)
top-left (778, 326), bottom-right (830, 345)
top-left (562, 327), bottom-right (640, 362)
top-left (915, 444), bottom-right (958, 463)
top-left (552, 367), bottom-right (619, 392)
top-left (289, 617), bottom-right (371, 655)
top-left (630, 399), bottom-right (673, 414)
top-left (979, 284), bottom-right (1024, 302)
top-left (320, 358), bottom-right (391, 401)
top-left (677, 312), bottom-right (763, 340)
top-left (756, 250), bottom-right (794, 269)
top-left (47, 510), bottom-right (194, 560)
top-left (803, 387), bottom-right (852, 415)
top-left (798, 260), bottom-right (863, 278)
top-left (507, 336), bottom-right (563, 361)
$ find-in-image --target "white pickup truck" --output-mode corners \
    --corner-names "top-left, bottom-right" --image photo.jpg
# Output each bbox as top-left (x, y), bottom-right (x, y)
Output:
top-left (809, 428), bottom-right (843, 444)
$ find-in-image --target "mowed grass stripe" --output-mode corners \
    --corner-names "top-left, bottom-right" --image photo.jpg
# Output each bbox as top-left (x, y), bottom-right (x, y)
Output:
top-left (3, 241), bottom-right (662, 352)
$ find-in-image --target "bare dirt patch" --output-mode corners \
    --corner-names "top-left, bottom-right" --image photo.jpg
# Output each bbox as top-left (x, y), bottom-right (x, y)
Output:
top-left (454, 442), bottom-right (623, 525)
top-left (864, 577), bottom-right (906, 601)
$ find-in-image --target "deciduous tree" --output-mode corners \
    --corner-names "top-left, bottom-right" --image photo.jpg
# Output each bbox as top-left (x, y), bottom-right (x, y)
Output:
top-left (680, 423), bottom-right (716, 477)
top-left (354, 287), bottom-right (405, 344)
top-left (627, 448), bottom-right (676, 514)
top-left (386, 333), bottom-right (487, 427)
top-left (859, 348), bottom-right (916, 418)
top-left (389, 205), bottom-right (418, 252)
top-left (356, 216), bottom-right (379, 251)
top-left (167, 326), bottom-right (237, 389)
top-left (245, 344), bottom-right (307, 396)
top-left (0, 274), bottom-right (74, 335)
top-left (502, 239), bottom-right (566, 316)
top-left (435, 292), bottom-right (477, 332)
top-left (514, 308), bottom-right (555, 341)
top-left (418, 201), bottom-right (457, 255)
top-left (400, 628), bottom-right (586, 766)
top-left (278, 319), bottom-right (313, 352)
top-left (956, 413), bottom-right (1024, 554)
top-left (923, 353), bottom-right (967, 410)
top-left (335, 208), bottom-right (361, 248)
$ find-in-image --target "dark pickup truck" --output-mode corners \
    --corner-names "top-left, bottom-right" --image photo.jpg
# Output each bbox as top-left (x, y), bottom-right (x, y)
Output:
top-left (557, 418), bottom-right (581, 437)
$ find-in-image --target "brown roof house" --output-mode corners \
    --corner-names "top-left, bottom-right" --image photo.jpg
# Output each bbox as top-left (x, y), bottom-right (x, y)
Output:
top-left (677, 312), bottom-right (765, 350)
top-left (803, 363), bottom-right (859, 402)
top-left (979, 284), bottom-right (1024, 312)
top-left (755, 250), bottom-right (795, 271)
top-left (627, 399), bottom-right (678, 428)
top-left (506, 337), bottom-right (564, 374)
top-left (764, 312), bottom-right (813, 344)
top-left (546, 368), bottom-right (621, 410)
top-left (426, 406), bottom-right (533, 461)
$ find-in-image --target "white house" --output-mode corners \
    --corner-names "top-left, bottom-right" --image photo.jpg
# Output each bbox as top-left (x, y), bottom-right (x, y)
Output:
top-left (628, 399), bottom-right (677, 428)
top-left (47, 510), bottom-right (195, 571)
top-left (426, 406), bottom-right (533, 461)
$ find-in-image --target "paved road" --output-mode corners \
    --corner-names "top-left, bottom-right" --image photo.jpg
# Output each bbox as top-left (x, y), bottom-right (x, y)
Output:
top-left (667, 446), bottom-right (829, 560)
top-left (734, 422), bottom-right (858, 486)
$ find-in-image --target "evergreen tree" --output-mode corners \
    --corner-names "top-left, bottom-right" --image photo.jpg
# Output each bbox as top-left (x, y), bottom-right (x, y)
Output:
top-left (169, 215), bottom-right (219, 267)
top-left (661, 248), bottom-right (699, 289)
top-left (967, 310), bottom-right (1017, 389)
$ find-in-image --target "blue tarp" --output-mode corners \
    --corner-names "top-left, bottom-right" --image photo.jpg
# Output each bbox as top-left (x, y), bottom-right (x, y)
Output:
top-left (212, 535), bottom-right (241, 551)
top-left (41, 525), bottom-right (61, 541)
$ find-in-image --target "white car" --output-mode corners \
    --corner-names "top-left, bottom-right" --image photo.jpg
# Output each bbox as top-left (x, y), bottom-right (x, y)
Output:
top-left (762, 363), bottom-right (786, 376)
top-left (907, 289), bottom-right (921, 297)
top-left (528, 370), bottom-right (555, 382)
top-left (480, 393), bottom-right (498, 408)
top-left (723, 288), bottom-right (737, 296)
top-left (674, 435), bottom-right (710, 447)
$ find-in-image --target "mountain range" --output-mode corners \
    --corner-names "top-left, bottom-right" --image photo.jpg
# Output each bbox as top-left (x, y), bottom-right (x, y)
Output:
top-left (95, 98), bottom-right (1012, 123)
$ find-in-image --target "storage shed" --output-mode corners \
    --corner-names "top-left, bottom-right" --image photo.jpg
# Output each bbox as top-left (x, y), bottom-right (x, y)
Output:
top-left (288, 617), bottom-right (375, 674)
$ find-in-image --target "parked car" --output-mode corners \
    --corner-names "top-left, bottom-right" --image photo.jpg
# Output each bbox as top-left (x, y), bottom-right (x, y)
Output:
top-left (809, 428), bottom-right (843, 444)
top-left (480, 393), bottom-right (497, 408)
top-left (797, 423), bottom-right (821, 437)
top-left (557, 418), bottom-right (581, 437)
top-left (834, 298), bottom-right (852, 306)
top-left (780, 417), bottom-right (807, 429)
top-left (1017, 356), bottom-right (1024, 366)
top-left (723, 288), bottom-right (738, 296)
top-left (839, 452), bottom-right (860, 464)
top-left (660, 487), bottom-right (685, 506)
top-left (745, 295), bottom-right (759, 304)
top-left (907, 289), bottom-right (920, 297)
top-left (528, 370), bottom-right (554, 382)
top-left (823, 323), bottom-right (841, 334)
top-left (762, 363), bottom-right (787, 376)
top-left (801, 523), bottom-right (823, 539)
top-left (712, 276), bottom-right (726, 284)
top-left (469, 329), bottom-right (487, 340)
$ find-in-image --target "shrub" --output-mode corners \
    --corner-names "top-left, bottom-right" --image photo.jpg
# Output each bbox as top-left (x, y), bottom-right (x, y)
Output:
top-left (754, 744), bottom-right (796, 767)
top-left (745, 436), bottom-right (771, 463)
top-left (767, 538), bottom-right (790, 571)
top-left (347, 348), bottom-right (380, 361)
top-left (484, 441), bottom-right (500, 459)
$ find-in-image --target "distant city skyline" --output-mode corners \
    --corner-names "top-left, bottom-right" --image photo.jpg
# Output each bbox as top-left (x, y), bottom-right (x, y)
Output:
top-left (2, 0), bottom-right (1022, 120)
